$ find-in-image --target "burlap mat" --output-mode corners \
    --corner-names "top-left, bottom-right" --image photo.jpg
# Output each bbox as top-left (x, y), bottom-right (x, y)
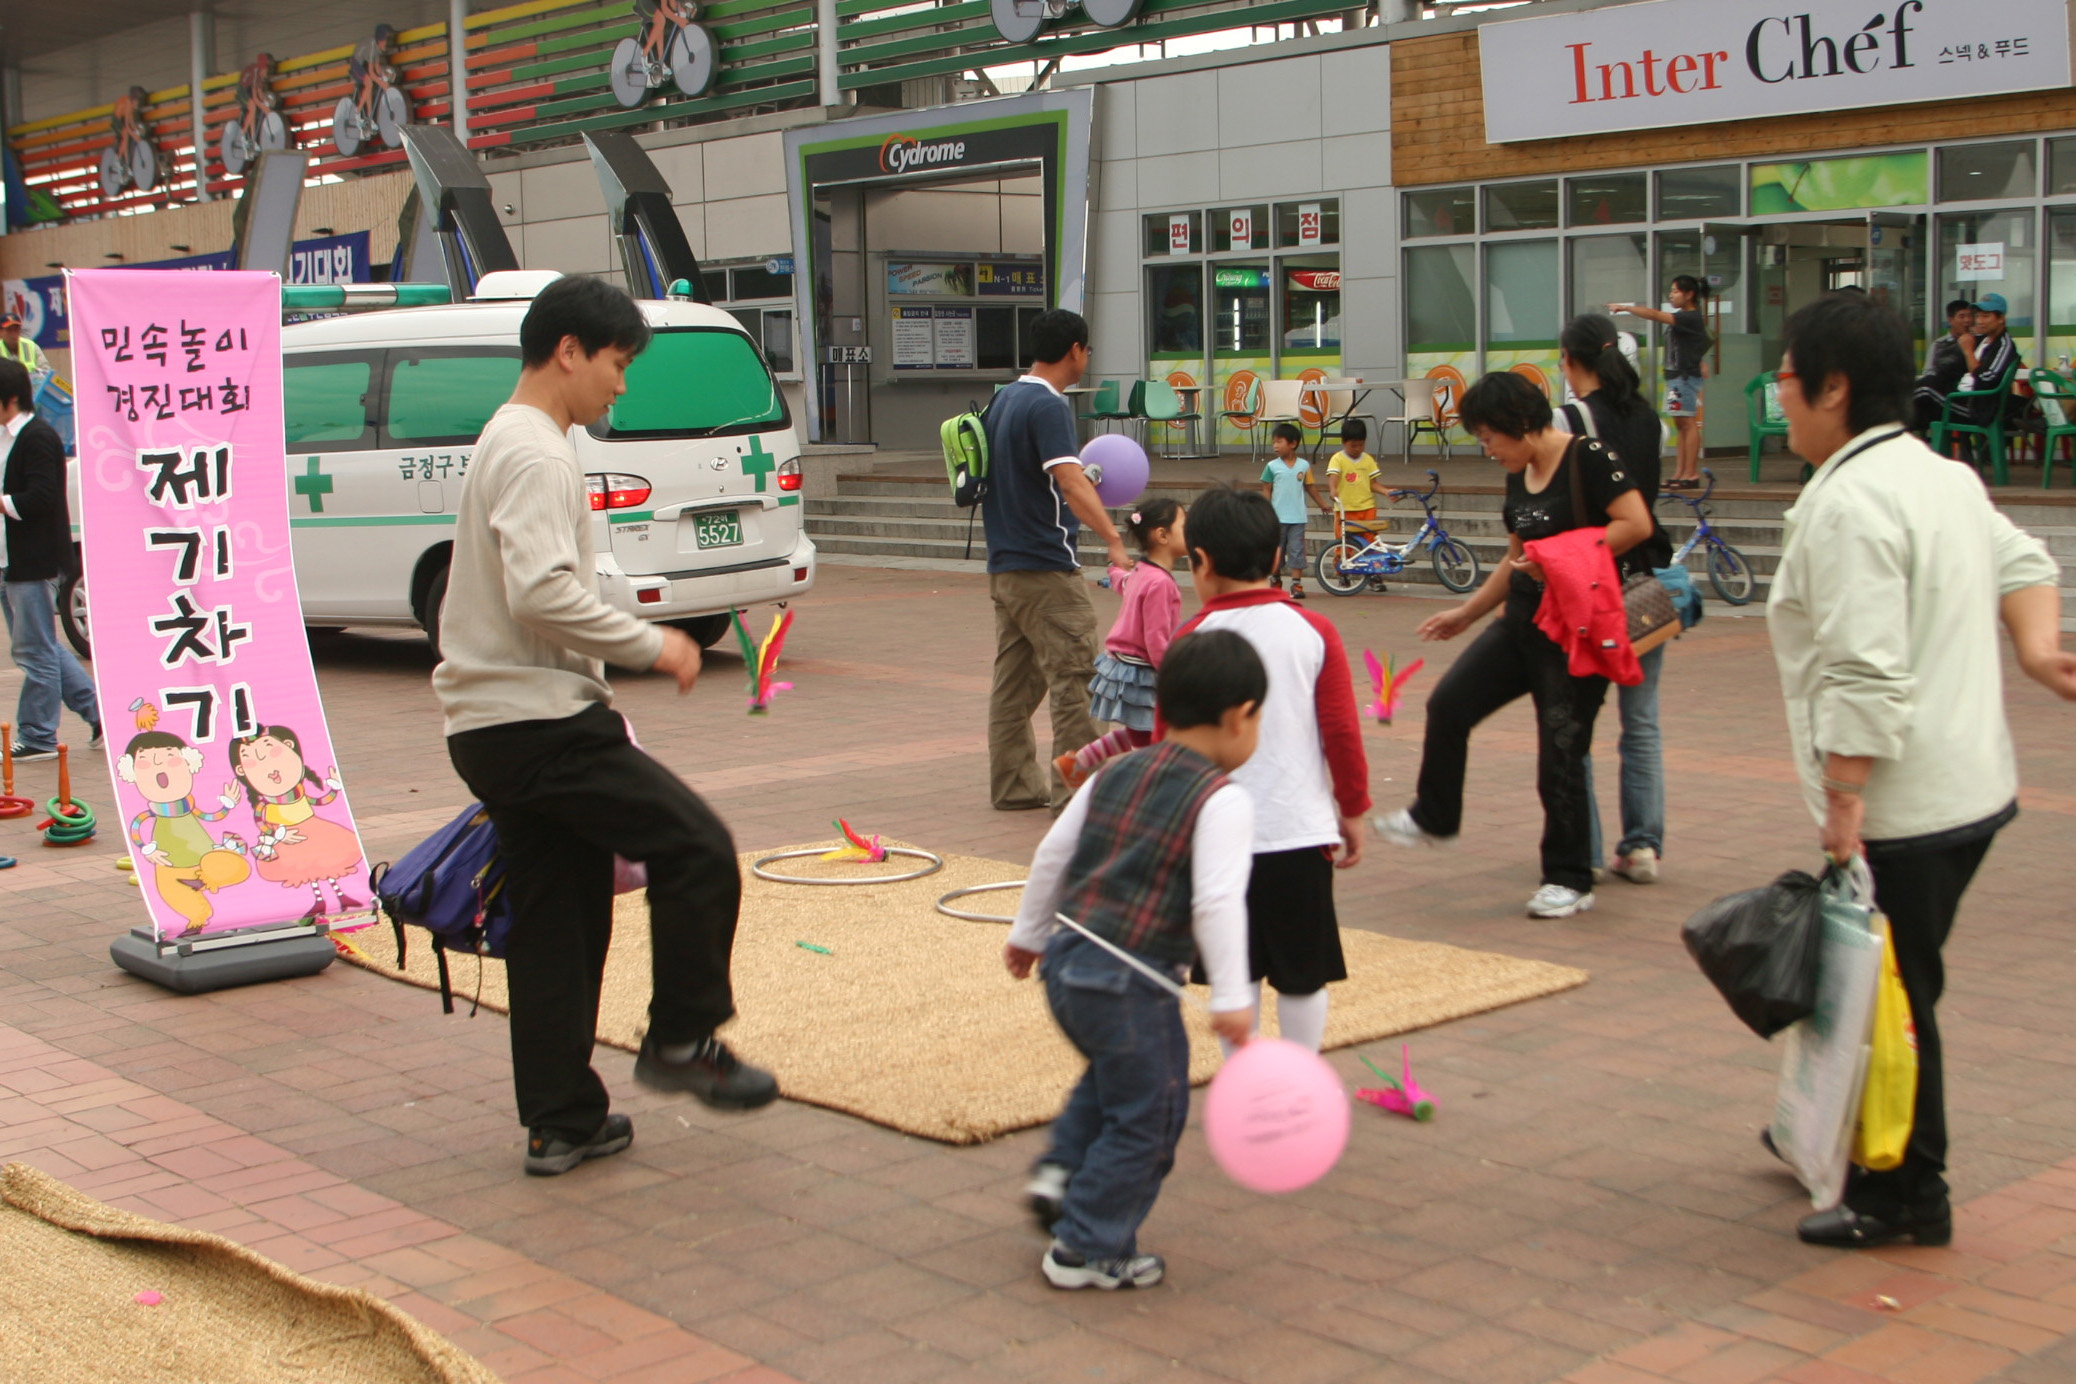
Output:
top-left (0, 1163), bottom-right (499, 1384)
top-left (343, 845), bottom-right (1588, 1144)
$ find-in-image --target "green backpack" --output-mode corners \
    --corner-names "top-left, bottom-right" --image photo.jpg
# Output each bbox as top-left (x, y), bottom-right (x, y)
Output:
top-left (940, 399), bottom-right (991, 509)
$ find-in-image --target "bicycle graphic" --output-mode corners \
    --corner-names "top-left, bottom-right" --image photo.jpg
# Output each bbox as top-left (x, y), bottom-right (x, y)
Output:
top-left (221, 53), bottom-right (293, 177)
top-left (1316, 470), bottom-right (1483, 596)
top-left (1658, 468), bottom-right (1756, 604)
top-left (98, 86), bottom-right (162, 199)
top-left (610, 0), bottom-right (717, 107)
top-left (333, 24), bottom-right (410, 156)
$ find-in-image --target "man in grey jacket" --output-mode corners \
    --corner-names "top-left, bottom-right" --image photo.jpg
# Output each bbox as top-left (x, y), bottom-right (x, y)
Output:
top-left (436, 275), bottom-right (776, 1177)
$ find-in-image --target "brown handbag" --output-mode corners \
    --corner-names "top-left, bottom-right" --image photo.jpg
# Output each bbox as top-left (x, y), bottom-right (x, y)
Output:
top-left (1562, 409), bottom-right (1681, 657)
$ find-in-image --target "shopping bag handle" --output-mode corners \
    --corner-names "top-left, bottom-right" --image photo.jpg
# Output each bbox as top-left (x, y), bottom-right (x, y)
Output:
top-left (1819, 854), bottom-right (1875, 909)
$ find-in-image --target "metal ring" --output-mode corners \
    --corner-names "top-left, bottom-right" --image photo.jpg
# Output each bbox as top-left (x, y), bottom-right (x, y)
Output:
top-left (934, 880), bottom-right (1027, 924)
top-left (750, 846), bottom-right (943, 886)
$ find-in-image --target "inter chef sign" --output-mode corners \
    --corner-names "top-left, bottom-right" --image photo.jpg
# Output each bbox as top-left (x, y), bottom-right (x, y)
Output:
top-left (1479, 0), bottom-right (2074, 144)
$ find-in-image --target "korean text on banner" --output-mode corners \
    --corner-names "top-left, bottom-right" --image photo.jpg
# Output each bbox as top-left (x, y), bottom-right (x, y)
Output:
top-left (67, 270), bottom-right (373, 945)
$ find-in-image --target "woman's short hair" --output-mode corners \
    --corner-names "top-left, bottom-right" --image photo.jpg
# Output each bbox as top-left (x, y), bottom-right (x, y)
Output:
top-left (1782, 293), bottom-right (1916, 435)
top-left (1458, 371), bottom-right (1553, 439)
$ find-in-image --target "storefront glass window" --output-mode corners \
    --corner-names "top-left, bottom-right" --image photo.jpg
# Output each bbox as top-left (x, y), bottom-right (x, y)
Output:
top-left (2050, 139), bottom-right (2076, 197)
top-left (1404, 187), bottom-right (1473, 239)
top-left (1937, 209), bottom-right (2037, 340)
top-left (1655, 165), bottom-right (1741, 221)
top-left (1281, 254), bottom-right (1341, 355)
top-left (1146, 263), bottom-right (1204, 357)
top-left (1938, 142), bottom-right (2037, 203)
top-left (1566, 173), bottom-right (1648, 227)
top-left (1485, 240), bottom-right (1559, 346)
top-left (1273, 200), bottom-right (1340, 248)
top-left (1211, 263), bottom-right (1273, 354)
top-left (1569, 233), bottom-right (1649, 322)
top-left (2044, 210), bottom-right (2076, 369)
top-left (1405, 245), bottom-right (1475, 352)
top-left (1483, 181), bottom-right (1558, 232)
top-left (1212, 205), bottom-right (1270, 253)
top-left (1144, 211), bottom-right (1202, 256)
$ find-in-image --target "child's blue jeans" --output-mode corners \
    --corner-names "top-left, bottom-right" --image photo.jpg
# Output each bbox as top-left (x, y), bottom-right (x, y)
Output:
top-left (1040, 932), bottom-right (1191, 1261)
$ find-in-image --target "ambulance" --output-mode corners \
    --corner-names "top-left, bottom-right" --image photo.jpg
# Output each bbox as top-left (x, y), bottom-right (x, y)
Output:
top-left (59, 269), bottom-right (814, 657)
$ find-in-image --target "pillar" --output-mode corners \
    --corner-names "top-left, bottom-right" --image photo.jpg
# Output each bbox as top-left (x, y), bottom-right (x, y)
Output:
top-left (450, 0), bottom-right (470, 147)
top-left (817, 0), bottom-right (840, 107)
top-left (190, 8), bottom-right (214, 200)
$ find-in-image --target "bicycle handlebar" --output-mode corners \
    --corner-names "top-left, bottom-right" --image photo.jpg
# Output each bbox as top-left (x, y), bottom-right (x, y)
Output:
top-left (1656, 466), bottom-right (1718, 508)
top-left (1385, 469), bottom-right (1442, 509)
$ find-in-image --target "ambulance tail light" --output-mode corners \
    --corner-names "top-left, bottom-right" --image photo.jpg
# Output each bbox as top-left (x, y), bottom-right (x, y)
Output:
top-left (777, 456), bottom-right (802, 492)
top-left (587, 473), bottom-right (652, 511)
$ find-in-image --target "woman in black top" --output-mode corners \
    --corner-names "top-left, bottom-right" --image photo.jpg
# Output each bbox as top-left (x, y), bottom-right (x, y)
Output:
top-left (1558, 314), bottom-right (1676, 886)
top-left (1372, 372), bottom-right (1653, 919)
top-left (1612, 275), bottom-right (1710, 489)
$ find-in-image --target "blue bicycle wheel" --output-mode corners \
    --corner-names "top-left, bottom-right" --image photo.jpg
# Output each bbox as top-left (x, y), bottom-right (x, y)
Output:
top-left (1430, 537), bottom-right (1480, 592)
top-left (1707, 541), bottom-right (1755, 605)
top-left (1317, 541), bottom-right (1370, 596)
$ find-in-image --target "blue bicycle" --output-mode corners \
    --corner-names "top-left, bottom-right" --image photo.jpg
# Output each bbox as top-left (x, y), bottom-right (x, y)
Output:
top-left (1316, 470), bottom-right (1482, 595)
top-left (1657, 468), bottom-right (1755, 605)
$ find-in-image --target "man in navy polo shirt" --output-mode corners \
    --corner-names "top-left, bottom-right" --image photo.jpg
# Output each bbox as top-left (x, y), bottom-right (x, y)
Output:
top-left (982, 308), bottom-right (1130, 812)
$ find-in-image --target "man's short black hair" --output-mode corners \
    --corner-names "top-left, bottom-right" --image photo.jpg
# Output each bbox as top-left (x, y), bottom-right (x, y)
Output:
top-left (1157, 629), bottom-right (1266, 731)
top-left (0, 359), bottom-right (31, 413)
top-left (1186, 484), bottom-right (1280, 582)
top-left (1030, 308), bottom-right (1088, 365)
top-left (1783, 293), bottom-right (1915, 435)
top-left (1945, 299), bottom-right (1975, 318)
top-left (1270, 422), bottom-right (1301, 446)
top-left (1458, 370), bottom-right (1552, 440)
top-left (1340, 418), bottom-right (1366, 441)
top-left (518, 275), bottom-right (652, 368)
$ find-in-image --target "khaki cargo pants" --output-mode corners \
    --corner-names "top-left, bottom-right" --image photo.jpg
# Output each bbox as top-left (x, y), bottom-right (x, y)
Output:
top-left (989, 569), bottom-right (1100, 811)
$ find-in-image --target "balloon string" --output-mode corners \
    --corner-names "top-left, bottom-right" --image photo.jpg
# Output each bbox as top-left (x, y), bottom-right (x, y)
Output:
top-left (1052, 912), bottom-right (1208, 1010)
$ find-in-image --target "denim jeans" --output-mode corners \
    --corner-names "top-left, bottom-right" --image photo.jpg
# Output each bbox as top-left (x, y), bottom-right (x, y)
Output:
top-left (2, 577), bottom-right (98, 752)
top-left (1040, 933), bottom-right (1190, 1261)
top-left (1586, 644), bottom-right (1664, 865)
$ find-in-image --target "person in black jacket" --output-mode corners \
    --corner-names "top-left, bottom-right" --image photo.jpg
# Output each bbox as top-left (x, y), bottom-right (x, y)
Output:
top-left (0, 359), bottom-right (99, 760)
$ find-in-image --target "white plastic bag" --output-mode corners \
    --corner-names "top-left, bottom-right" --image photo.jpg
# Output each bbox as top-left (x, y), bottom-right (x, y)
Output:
top-left (1768, 857), bottom-right (1882, 1208)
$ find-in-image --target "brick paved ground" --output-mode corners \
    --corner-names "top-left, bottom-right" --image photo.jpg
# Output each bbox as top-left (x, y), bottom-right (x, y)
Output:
top-left (4, 564), bottom-right (2074, 1383)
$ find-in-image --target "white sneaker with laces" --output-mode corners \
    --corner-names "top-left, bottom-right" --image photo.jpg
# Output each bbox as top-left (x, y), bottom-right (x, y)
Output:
top-left (1611, 846), bottom-right (1659, 883)
top-left (1042, 1241), bottom-right (1164, 1290)
top-left (1371, 808), bottom-right (1443, 849)
top-left (8, 743), bottom-right (57, 763)
top-left (1526, 884), bottom-right (1595, 918)
top-left (1023, 1162), bottom-right (1068, 1233)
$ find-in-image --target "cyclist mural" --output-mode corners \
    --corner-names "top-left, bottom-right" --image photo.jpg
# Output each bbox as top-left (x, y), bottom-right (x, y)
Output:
top-left (221, 52), bottom-right (294, 177)
top-left (333, 23), bottom-right (410, 155)
top-left (97, 85), bottom-right (161, 199)
top-left (610, 0), bottom-right (717, 107)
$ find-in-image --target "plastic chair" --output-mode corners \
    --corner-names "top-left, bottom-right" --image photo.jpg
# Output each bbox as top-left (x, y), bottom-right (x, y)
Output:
top-left (1744, 372), bottom-right (1789, 482)
top-left (1407, 366), bottom-right (1463, 462)
top-left (1141, 379), bottom-right (1198, 460)
top-left (1077, 378), bottom-right (1124, 432)
top-left (1219, 372), bottom-right (1262, 454)
top-left (1163, 371), bottom-right (1208, 458)
top-left (2030, 367), bottom-right (2076, 488)
top-left (1256, 379), bottom-right (1308, 453)
top-left (1385, 385), bottom-right (1435, 467)
top-left (1929, 367), bottom-right (2019, 485)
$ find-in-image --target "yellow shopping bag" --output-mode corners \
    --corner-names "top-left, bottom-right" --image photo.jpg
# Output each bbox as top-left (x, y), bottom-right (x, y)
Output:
top-left (1854, 916), bottom-right (1917, 1172)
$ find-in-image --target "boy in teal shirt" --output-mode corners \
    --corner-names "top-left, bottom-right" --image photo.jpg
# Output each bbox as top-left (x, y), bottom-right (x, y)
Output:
top-left (1258, 423), bottom-right (1326, 599)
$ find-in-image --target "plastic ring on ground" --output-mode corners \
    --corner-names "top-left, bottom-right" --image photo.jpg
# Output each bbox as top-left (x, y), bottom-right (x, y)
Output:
top-left (0, 856), bottom-right (16, 869)
top-left (934, 880), bottom-right (1028, 924)
top-left (750, 846), bottom-right (943, 886)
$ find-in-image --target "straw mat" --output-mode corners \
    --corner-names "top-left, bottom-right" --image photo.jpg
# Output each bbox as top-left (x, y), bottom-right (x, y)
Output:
top-left (343, 845), bottom-right (1588, 1143)
top-left (0, 1162), bottom-right (498, 1384)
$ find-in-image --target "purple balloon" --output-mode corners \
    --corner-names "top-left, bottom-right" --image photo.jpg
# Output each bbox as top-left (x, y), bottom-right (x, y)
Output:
top-left (1082, 432), bottom-right (1150, 508)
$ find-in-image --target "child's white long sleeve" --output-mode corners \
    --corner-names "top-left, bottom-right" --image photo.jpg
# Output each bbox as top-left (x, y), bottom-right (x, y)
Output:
top-left (1006, 778), bottom-right (1256, 1014)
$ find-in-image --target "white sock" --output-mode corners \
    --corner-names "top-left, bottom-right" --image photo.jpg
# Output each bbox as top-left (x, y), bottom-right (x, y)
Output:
top-left (1216, 982), bottom-right (1262, 1059)
top-left (1275, 989), bottom-right (1329, 1052)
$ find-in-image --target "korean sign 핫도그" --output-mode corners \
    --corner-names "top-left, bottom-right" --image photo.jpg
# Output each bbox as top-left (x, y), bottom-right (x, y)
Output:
top-left (67, 270), bottom-right (373, 944)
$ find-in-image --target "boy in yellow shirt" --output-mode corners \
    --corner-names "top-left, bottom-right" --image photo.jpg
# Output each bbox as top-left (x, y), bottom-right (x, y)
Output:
top-left (1324, 420), bottom-right (1382, 541)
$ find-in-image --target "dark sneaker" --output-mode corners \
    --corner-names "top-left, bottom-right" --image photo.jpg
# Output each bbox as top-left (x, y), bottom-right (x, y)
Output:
top-left (524, 1112), bottom-right (633, 1177)
top-left (1798, 1200), bottom-right (1951, 1248)
top-left (1024, 1162), bottom-right (1068, 1233)
top-left (634, 1035), bottom-right (778, 1110)
top-left (8, 743), bottom-right (57, 763)
top-left (1042, 1240), bottom-right (1163, 1290)
top-left (88, 724), bottom-right (104, 751)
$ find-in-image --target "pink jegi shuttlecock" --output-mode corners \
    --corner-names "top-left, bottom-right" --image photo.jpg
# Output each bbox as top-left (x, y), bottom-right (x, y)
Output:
top-left (1355, 1044), bottom-right (1435, 1121)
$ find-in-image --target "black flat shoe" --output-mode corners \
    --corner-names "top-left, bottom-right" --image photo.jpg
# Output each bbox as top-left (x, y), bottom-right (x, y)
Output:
top-left (1797, 1201), bottom-right (1951, 1249)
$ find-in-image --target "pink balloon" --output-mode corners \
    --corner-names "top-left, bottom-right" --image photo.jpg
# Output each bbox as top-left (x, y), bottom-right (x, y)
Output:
top-left (1081, 433), bottom-right (1150, 508)
top-left (1203, 1037), bottom-right (1349, 1194)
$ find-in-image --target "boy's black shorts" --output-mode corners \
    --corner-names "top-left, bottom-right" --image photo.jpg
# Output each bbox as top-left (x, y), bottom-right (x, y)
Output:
top-left (1192, 845), bottom-right (1346, 995)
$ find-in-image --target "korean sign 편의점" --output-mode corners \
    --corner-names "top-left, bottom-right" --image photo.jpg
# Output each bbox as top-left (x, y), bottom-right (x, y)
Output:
top-left (67, 269), bottom-right (373, 945)
top-left (1169, 214), bottom-right (1193, 255)
top-left (1478, 0), bottom-right (2073, 144)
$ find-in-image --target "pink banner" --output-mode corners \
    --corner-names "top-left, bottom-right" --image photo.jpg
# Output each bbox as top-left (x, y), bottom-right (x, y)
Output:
top-left (68, 270), bottom-right (371, 945)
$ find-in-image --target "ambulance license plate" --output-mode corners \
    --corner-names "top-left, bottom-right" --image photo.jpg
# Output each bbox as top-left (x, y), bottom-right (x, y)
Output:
top-left (693, 512), bottom-right (743, 549)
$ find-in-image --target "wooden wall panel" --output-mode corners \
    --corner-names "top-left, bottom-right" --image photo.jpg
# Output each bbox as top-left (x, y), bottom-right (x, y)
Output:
top-left (1393, 31), bottom-right (2076, 188)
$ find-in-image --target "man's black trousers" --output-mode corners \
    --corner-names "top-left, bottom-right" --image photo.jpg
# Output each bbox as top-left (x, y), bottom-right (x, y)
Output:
top-left (449, 702), bottom-right (739, 1142)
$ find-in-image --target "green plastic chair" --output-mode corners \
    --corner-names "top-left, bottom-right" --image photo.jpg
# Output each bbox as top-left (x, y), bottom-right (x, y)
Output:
top-left (1745, 372), bottom-right (1789, 482)
top-left (1077, 378), bottom-right (1122, 431)
top-left (1219, 376), bottom-right (1262, 455)
top-left (1929, 366), bottom-right (2019, 486)
top-left (1139, 378), bottom-right (1200, 458)
top-left (2030, 367), bottom-right (2076, 488)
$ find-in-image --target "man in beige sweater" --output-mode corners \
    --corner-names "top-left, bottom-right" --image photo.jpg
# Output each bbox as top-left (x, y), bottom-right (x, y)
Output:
top-left (437, 275), bottom-right (776, 1177)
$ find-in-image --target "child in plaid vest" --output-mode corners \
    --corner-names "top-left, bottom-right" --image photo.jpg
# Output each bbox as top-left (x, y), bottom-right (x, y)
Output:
top-left (1004, 629), bottom-right (1264, 1291)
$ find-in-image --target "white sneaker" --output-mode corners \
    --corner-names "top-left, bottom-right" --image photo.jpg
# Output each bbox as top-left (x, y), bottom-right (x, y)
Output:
top-left (1042, 1240), bottom-right (1164, 1290)
top-left (1371, 808), bottom-right (1444, 849)
top-left (1611, 847), bottom-right (1659, 884)
top-left (1526, 884), bottom-right (1595, 918)
top-left (1023, 1162), bottom-right (1068, 1233)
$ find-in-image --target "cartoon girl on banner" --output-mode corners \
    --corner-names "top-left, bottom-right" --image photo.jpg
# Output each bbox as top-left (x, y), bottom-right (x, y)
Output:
top-left (228, 724), bottom-right (364, 919)
top-left (119, 700), bottom-right (253, 937)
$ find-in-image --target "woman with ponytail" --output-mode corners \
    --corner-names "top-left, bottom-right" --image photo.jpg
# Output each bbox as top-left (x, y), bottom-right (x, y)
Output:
top-left (1611, 275), bottom-right (1710, 489)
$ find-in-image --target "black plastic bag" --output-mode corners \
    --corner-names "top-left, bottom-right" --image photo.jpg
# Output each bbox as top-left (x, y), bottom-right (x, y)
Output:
top-left (1680, 869), bottom-right (1824, 1038)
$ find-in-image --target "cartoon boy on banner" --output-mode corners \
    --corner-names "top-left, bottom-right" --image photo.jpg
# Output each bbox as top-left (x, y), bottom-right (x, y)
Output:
top-left (67, 269), bottom-right (372, 944)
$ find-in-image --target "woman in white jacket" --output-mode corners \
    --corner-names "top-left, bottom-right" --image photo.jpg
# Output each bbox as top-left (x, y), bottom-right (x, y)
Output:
top-left (1769, 293), bottom-right (2076, 1249)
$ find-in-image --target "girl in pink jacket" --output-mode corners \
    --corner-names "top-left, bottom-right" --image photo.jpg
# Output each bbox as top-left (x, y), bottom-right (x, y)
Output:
top-left (1058, 498), bottom-right (1186, 789)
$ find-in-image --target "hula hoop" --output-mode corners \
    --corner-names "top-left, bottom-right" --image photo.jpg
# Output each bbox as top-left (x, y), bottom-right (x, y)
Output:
top-left (934, 880), bottom-right (1027, 924)
top-left (750, 846), bottom-right (943, 886)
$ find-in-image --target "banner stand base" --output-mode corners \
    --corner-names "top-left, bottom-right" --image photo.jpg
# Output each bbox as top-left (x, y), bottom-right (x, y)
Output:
top-left (110, 922), bottom-right (336, 994)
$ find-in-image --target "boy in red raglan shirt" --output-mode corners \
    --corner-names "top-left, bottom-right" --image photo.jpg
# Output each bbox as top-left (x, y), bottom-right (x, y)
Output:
top-left (1168, 486), bottom-right (1369, 1051)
